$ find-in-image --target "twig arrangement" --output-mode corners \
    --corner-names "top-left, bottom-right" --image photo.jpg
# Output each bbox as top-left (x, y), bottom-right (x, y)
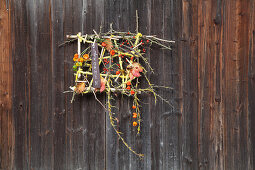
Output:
top-left (63, 12), bottom-right (175, 158)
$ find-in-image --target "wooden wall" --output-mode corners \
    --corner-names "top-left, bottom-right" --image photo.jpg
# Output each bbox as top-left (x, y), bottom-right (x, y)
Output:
top-left (0, 0), bottom-right (255, 169)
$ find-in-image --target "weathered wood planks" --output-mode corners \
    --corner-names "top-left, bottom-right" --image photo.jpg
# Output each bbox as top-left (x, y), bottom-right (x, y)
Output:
top-left (0, 0), bottom-right (254, 169)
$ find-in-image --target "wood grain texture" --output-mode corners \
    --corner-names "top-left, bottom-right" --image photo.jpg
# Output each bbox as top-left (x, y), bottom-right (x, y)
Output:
top-left (0, 1), bottom-right (14, 170)
top-left (249, 0), bottom-right (255, 169)
top-left (1, 0), bottom-right (254, 169)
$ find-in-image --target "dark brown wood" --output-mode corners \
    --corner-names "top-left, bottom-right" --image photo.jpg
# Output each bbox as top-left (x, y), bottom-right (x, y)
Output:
top-left (249, 1), bottom-right (255, 169)
top-left (1, 0), bottom-right (255, 169)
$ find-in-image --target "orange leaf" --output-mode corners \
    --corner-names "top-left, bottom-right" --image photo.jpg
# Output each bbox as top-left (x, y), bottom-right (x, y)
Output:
top-left (75, 82), bottom-right (86, 94)
top-left (104, 39), bottom-right (113, 52)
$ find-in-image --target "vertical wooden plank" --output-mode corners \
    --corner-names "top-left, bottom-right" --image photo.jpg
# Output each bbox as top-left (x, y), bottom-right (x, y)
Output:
top-left (0, 1), bottom-right (14, 170)
top-left (221, 0), bottom-right (252, 169)
top-left (24, 0), bottom-right (53, 169)
top-left (167, 0), bottom-right (184, 169)
top-left (68, 1), bottom-right (85, 169)
top-left (210, 0), bottom-right (224, 169)
top-left (26, 1), bottom-right (41, 168)
top-left (12, 0), bottom-right (30, 169)
top-left (235, 0), bottom-right (251, 169)
top-left (125, 1), bottom-right (141, 170)
top-left (161, 0), bottom-right (182, 169)
top-left (197, 0), bottom-right (215, 169)
top-left (104, 1), bottom-right (121, 169)
top-left (150, 0), bottom-right (165, 169)
top-left (105, 0), bottom-right (126, 169)
top-left (180, 0), bottom-right (199, 169)
top-left (51, 0), bottom-right (66, 169)
top-left (222, 1), bottom-right (239, 168)
top-left (37, 1), bottom-right (54, 169)
top-left (249, 0), bottom-right (255, 169)
top-left (63, 0), bottom-right (75, 169)
top-left (231, 0), bottom-right (251, 169)
top-left (83, 0), bottom-right (106, 169)
top-left (136, 1), bottom-right (153, 169)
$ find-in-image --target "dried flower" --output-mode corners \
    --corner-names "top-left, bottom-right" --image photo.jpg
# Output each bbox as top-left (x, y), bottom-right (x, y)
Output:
top-left (78, 58), bottom-right (84, 63)
top-left (100, 77), bottom-right (107, 93)
top-left (83, 54), bottom-right (89, 60)
top-left (75, 82), bottom-right (86, 94)
top-left (128, 62), bottom-right (143, 80)
top-left (74, 53), bottom-right (79, 59)
top-left (104, 39), bottom-right (113, 52)
top-left (133, 121), bottom-right (138, 126)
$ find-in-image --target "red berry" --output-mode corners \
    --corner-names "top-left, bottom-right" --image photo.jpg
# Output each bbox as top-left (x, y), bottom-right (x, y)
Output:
top-left (101, 42), bottom-right (107, 47)
top-left (110, 50), bottom-right (115, 56)
top-left (130, 90), bottom-right (135, 95)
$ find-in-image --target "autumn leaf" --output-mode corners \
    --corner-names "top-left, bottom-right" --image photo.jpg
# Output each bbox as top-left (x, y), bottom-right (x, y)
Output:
top-left (100, 77), bottom-right (107, 92)
top-left (75, 82), bottom-right (86, 94)
top-left (127, 62), bottom-right (143, 80)
top-left (104, 39), bottom-right (113, 52)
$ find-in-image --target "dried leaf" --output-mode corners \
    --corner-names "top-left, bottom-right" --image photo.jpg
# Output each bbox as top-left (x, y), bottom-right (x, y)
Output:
top-left (104, 39), bottom-right (113, 52)
top-left (127, 62), bottom-right (143, 80)
top-left (75, 82), bottom-right (86, 94)
top-left (100, 77), bottom-right (107, 92)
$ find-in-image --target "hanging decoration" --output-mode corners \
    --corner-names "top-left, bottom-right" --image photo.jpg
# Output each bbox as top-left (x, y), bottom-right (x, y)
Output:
top-left (62, 11), bottom-right (175, 157)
